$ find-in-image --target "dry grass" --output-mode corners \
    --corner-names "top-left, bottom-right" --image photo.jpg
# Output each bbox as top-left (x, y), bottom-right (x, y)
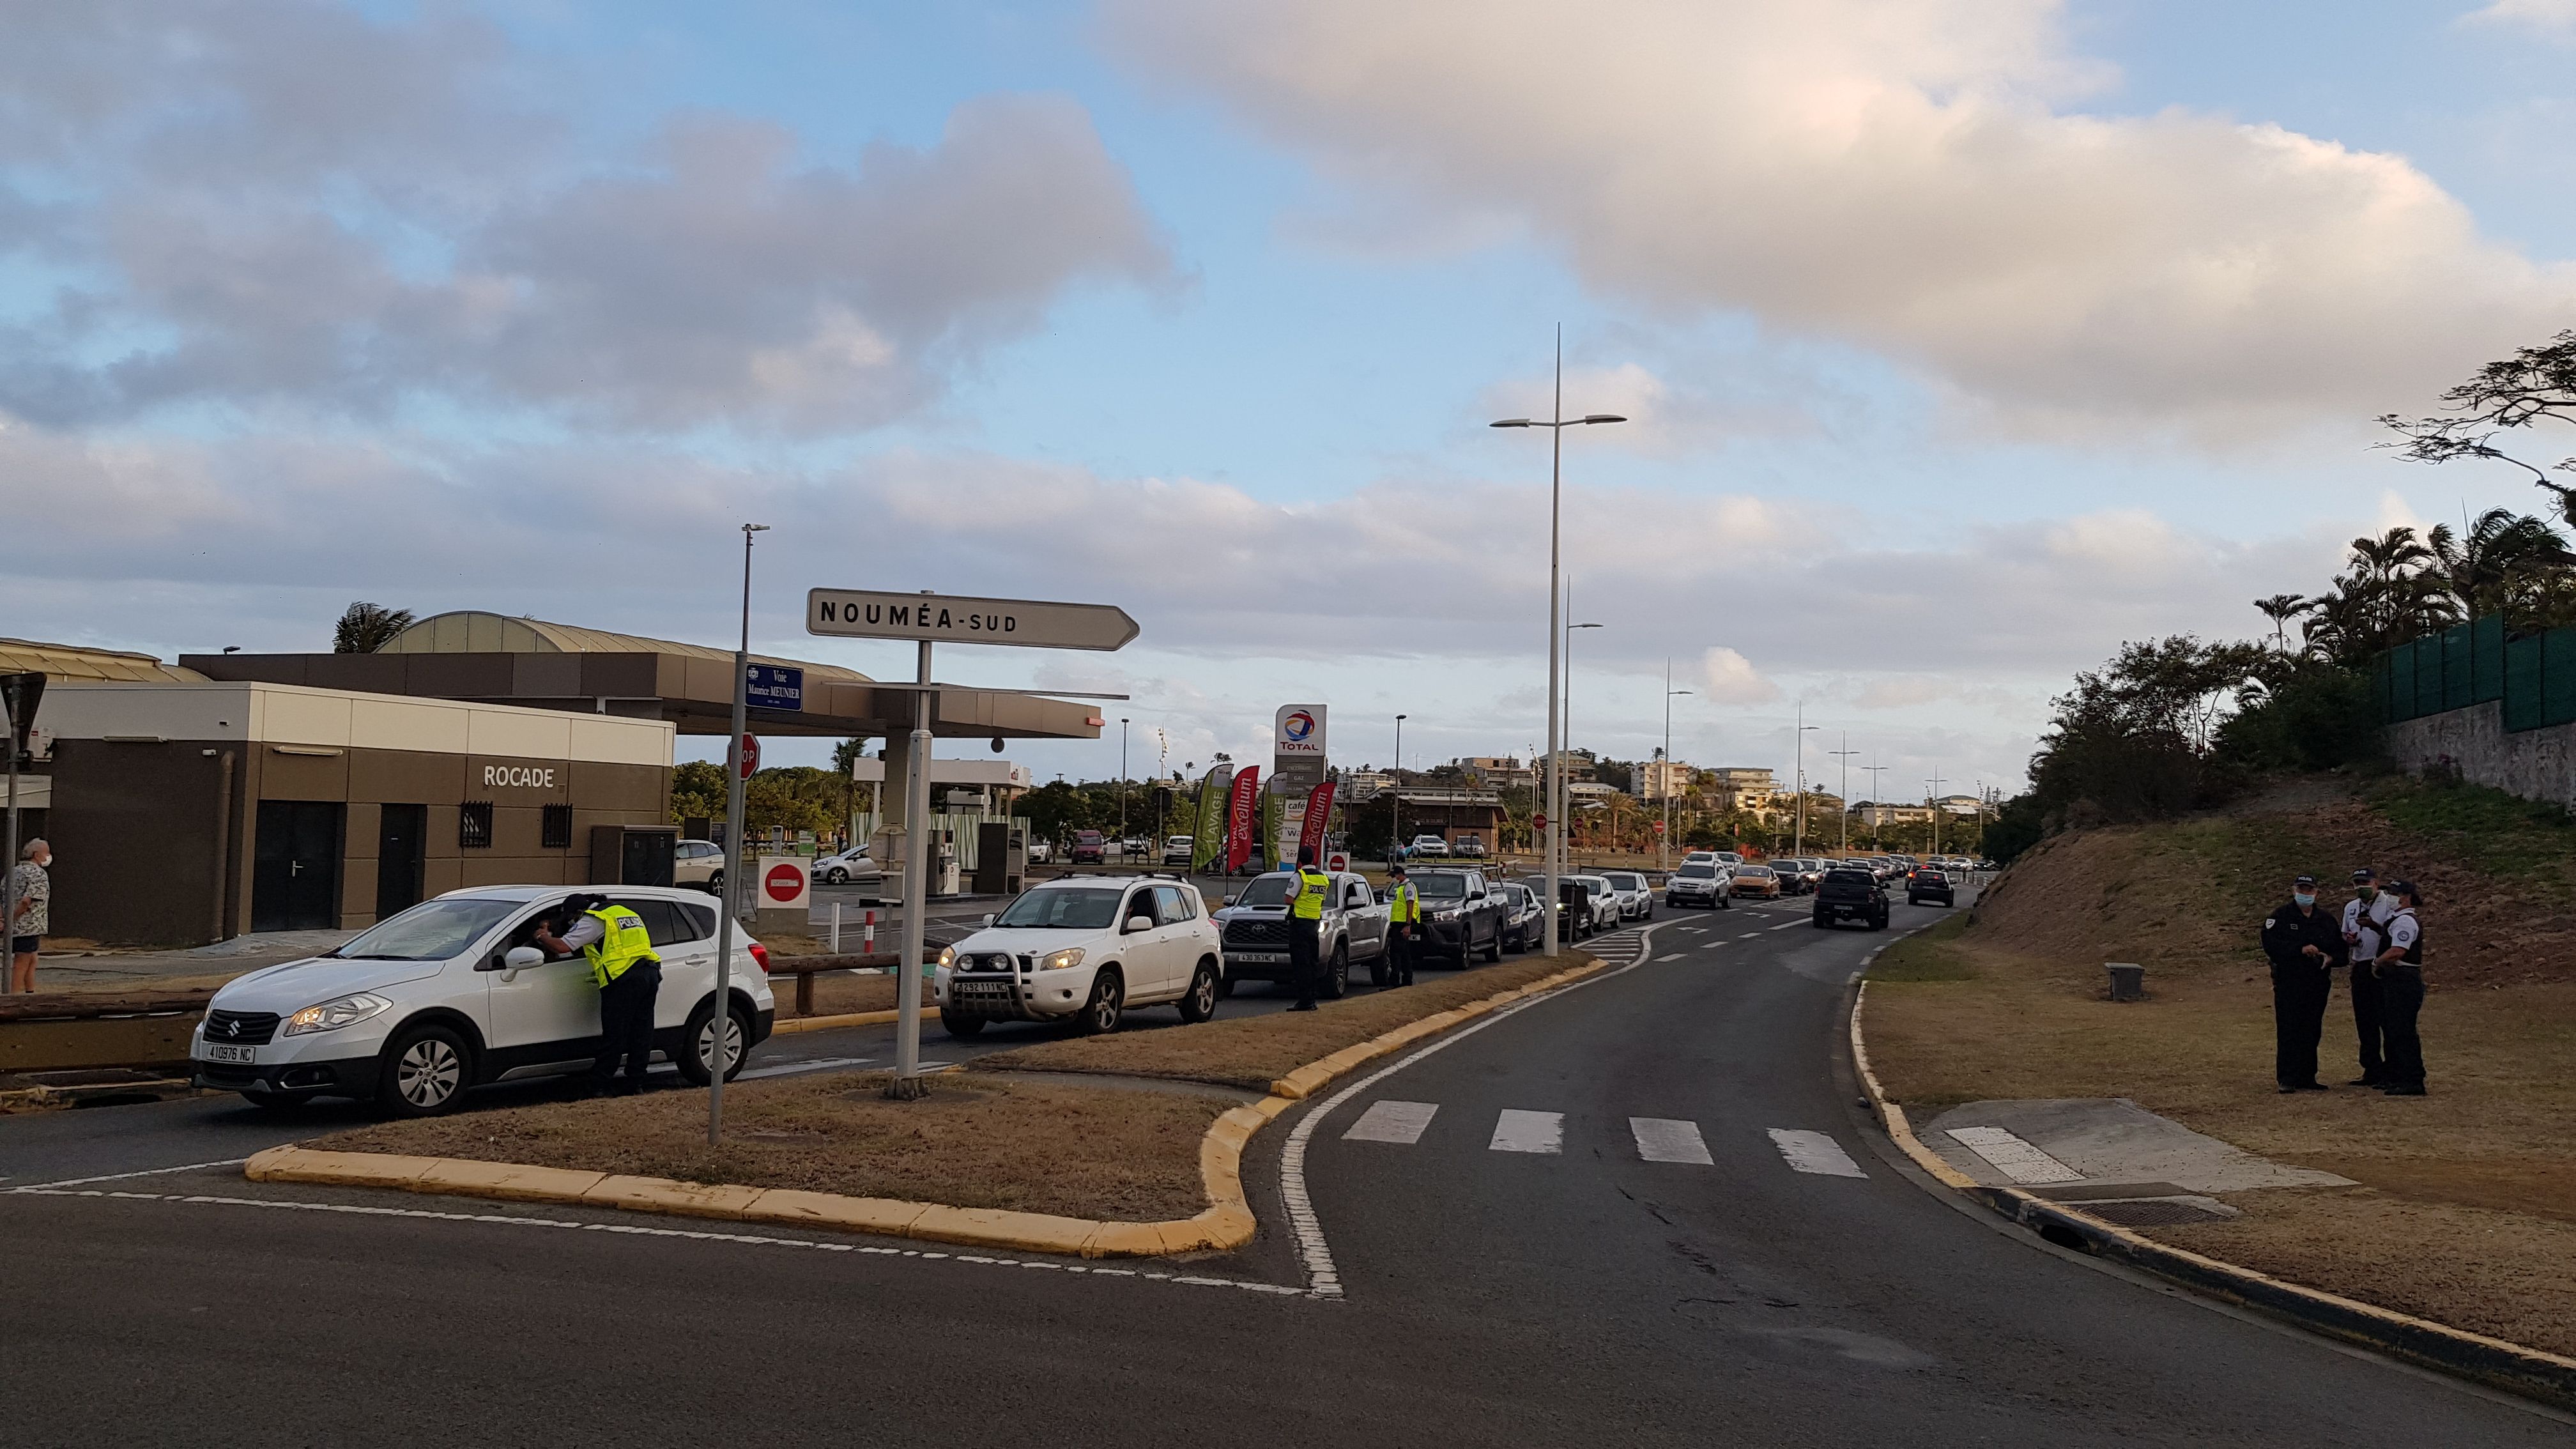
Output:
top-left (1864, 782), bottom-right (2576, 1353)
top-left (973, 953), bottom-right (1596, 1091)
top-left (319, 1070), bottom-right (1219, 1222)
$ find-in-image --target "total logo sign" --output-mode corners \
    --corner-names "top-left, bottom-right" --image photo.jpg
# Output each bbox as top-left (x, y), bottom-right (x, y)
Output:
top-left (1273, 703), bottom-right (1327, 757)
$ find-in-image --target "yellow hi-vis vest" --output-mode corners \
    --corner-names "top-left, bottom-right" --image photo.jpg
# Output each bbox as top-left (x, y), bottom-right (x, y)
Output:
top-left (1290, 868), bottom-right (1331, 921)
top-left (1389, 880), bottom-right (1420, 924)
top-left (582, 905), bottom-right (660, 988)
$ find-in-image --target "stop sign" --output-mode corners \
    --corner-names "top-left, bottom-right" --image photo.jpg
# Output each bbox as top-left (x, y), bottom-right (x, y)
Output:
top-left (738, 733), bottom-right (761, 778)
top-left (763, 861), bottom-right (805, 903)
top-left (1533, 813), bottom-right (1548, 831)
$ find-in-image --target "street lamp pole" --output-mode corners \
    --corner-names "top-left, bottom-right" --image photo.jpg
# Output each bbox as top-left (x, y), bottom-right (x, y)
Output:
top-left (1492, 342), bottom-right (1625, 956)
top-left (1860, 757), bottom-right (1890, 849)
top-left (1392, 714), bottom-right (1406, 862)
top-left (709, 521), bottom-right (767, 1145)
top-left (1119, 717), bottom-right (1130, 843)
top-left (1565, 616), bottom-right (1602, 874)
top-left (1793, 703), bottom-right (1819, 858)
top-left (1662, 660), bottom-right (1690, 870)
top-left (1828, 735), bottom-right (1859, 856)
top-left (1927, 770), bottom-right (1947, 855)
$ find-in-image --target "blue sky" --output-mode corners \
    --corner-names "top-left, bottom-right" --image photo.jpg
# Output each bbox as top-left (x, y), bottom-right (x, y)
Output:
top-left (6, 0), bottom-right (2573, 799)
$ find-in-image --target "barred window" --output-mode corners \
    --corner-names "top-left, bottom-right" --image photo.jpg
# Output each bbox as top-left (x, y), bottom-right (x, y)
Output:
top-left (540, 804), bottom-right (573, 849)
top-left (459, 801), bottom-right (494, 850)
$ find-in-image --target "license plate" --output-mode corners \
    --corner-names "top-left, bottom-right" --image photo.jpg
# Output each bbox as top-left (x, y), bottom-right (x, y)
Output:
top-left (203, 1042), bottom-right (256, 1064)
top-left (954, 981), bottom-right (1011, 999)
top-left (1231, 951), bottom-right (1286, 963)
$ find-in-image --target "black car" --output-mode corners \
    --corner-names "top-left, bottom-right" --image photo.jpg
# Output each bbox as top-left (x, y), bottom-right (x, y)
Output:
top-left (1411, 870), bottom-right (1508, 966)
top-left (1490, 880), bottom-right (1543, 952)
top-left (1812, 868), bottom-right (1889, 930)
top-left (1905, 868), bottom-right (1955, 908)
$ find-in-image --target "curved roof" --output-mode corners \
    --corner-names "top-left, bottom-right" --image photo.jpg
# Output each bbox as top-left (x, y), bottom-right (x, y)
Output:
top-left (0, 637), bottom-right (205, 684)
top-left (379, 611), bottom-right (872, 683)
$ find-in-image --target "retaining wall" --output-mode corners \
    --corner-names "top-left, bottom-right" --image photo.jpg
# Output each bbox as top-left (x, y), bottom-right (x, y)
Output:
top-left (2388, 700), bottom-right (2576, 809)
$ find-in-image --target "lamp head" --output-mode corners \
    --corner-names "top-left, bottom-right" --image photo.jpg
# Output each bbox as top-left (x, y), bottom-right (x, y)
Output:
top-left (1579, 414), bottom-right (1627, 425)
top-left (1489, 418), bottom-right (1534, 428)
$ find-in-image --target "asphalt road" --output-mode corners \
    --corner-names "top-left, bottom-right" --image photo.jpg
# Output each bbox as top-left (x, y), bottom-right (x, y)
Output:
top-left (2, 893), bottom-right (2564, 1446)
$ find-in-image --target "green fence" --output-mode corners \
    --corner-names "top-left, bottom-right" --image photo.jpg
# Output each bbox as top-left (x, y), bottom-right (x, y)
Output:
top-left (2382, 615), bottom-right (2576, 731)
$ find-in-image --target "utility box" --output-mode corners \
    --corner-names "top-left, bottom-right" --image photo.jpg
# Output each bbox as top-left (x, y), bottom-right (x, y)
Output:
top-left (2105, 962), bottom-right (2146, 1002)
top-left (591, 825), bottom-right (677, 888)
top-left (974, 822), bottom-right (1028, 895)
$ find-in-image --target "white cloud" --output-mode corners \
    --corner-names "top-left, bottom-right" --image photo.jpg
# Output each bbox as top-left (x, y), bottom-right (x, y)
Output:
top-left (1699, 647), bottom-right (1783, 704)
top-left (1104, 0), bottom-right (2576, 438)
top-left (2462, 0), bottom-right (2576, 37)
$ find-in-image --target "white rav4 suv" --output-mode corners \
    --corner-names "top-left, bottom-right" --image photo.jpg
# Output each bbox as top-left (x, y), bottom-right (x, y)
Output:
top-left (191, 885), bottom-right (776, 1117)
top-left (934, 875), bottom-right (1223, 1037)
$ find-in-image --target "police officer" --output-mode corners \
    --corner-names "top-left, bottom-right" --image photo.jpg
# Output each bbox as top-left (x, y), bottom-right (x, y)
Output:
top-left (1384, 864), bottom-right (1421, 988)
top-left (1284, 847), bottom-right (1331, 1011)
top-left (2340, 868), bottom-right (2400, 1085)
top-left (535, 893), bottom-right (663, 1094)
top-left (2368, 882), bottom-right (2428, 1096)
top-left (2259, 874), bottom-right (2339, 1092)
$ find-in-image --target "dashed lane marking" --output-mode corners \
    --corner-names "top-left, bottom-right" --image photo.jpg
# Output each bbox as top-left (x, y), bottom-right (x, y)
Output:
top-left (1342, 1100), bottom-right (1438, 1144)
top-left (1737, 931), bottom-right (1763, 940)
top-left (1943, 1126), bottom-right (2084, 1185)
top-left (1654, 953), bottom-right (1685, 962)
top-left (1768, 1129), bottom-right (1869, 1179)
top-left (1489, 1109), bottom-right (1565, 1154)
top-left (1629, 1117), bottom-right (1714, 1165)
top-left (1768, 921), bottom-right (1802, 931)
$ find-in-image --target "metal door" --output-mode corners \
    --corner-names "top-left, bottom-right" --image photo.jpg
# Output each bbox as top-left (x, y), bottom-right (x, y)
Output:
top-left (374, 804), bottom-right (426, 920)
top-left (252, 801), bottom-right (342, 932)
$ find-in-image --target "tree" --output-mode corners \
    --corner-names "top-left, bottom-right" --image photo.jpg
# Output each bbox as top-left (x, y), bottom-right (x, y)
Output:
top-left (2425, 508), bottom-right (2576, 632)
top-left (332, 601), bottom-right (414, 653)
top-left (2253, 594), bottom-right (2306, 651)
top-left (2382, 330), bottom-right (2576, 526)
top-left (670, 761), bottom-right (726, 825)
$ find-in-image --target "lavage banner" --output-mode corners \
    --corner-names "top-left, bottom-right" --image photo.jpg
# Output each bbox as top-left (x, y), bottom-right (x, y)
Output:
top-left (1191, 765), bottom-right (1232, 874)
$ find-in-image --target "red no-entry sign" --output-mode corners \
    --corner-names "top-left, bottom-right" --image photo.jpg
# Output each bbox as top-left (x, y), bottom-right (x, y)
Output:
top-left (738, 733), bottom-right (761, 778)
top-left (1533, 813), bottom-right (1548, 831)
top-left (763, 861), bottom-right (805, 903)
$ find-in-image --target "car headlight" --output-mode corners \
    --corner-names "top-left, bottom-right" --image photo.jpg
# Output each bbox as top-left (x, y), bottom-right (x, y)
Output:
top-left (937, 944), bottom-right (957, 969)
top-left (282, 992), bottom-right (392, 1036)
top-left (1433, 908), bottom-right (1462, 922)
top-left (1039, 947), bottom-right (1085, 972)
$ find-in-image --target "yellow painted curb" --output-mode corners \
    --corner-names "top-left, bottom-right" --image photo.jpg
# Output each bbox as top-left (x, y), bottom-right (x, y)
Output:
top-left (770, 1008), bottom-right (900, 1034)
top-left (238, 956), bottom-right (1607, 1261)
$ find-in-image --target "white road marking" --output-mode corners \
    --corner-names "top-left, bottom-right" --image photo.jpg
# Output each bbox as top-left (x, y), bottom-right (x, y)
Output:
top-left (1654, 953), bottom-right (1685, 962)
top-left (1342, 1100), bottom-right (1438, 1144)
top-left (1489, 1110), bottom-right (1564, 1154)
top-left (737, 1055), bottom-right (873, 1081)
top-left (1276, 920), bottom-right (1668, 1300)
top-left (10, 1158), bottom-right (251, 1192)
top-left (1943, 1126), bottom-right (2085, 1184)
top-left (1629, 1117), bottom-right (1713, 1165)
top-left (1738, 931), bottom-right (1763, 940)
top-left (1769, 921), bottom-right (1801, 931)
top-left (1768, 1129), bottom-right (1869, 1178)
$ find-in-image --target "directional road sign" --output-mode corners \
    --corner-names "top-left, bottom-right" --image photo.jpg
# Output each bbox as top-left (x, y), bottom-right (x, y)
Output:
top-left (806, 590), bottom-right (1138, 651)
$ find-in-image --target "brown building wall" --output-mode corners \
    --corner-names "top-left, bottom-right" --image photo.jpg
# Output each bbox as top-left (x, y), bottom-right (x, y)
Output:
top-left (49, 740), bottom-right (242, 947)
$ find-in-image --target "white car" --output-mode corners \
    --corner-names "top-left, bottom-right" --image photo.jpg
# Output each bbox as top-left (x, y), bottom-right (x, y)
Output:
top-left (812, 845), bottom-right (882, 888)
top-left (1408, 835), bottom-right (1451, 857)
top-left (674, 838), bottom-right (724, 893)
top-left (935, 875), bottom-right (1223, 1036)
top-left (1600, 870), bottom-right (1653, 920)
top-left (1663, 861), bottom-right (1732, 910)
top-left (190, 886), bottom-right (775, 1117)
top-left (1162, 835), bottom-right (1195, 867)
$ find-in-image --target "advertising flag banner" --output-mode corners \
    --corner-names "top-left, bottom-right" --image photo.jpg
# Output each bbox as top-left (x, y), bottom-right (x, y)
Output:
top-left (1300, 781), bottom-right (1337, 867)
top-left (1190, 765), bottom-right (1232, 873)
top-left (1225, 767), bottom-right (1262, 873)
top-left (1260, 786), bottom-right (1284, 871)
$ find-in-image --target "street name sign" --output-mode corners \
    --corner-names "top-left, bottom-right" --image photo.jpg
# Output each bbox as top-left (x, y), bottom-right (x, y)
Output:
top-left (806, 590), bottom-right (1139, 651)
top-left (746, 663), bottom-right (804, 710)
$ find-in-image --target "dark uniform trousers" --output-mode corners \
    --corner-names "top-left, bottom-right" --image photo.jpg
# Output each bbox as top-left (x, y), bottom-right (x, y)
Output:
top-left (2378, 964), bottom-right (2426, 1090)
top-left (1390, 924), bottom-right (1420, 986)
top-left (2269, 963), bottom-right (2331, 1089)
top-left (1288, 919), bottom-right (1322, 1007)
top-left (2350, 965), bottom-right (2388, 1082)
top-left (594, 958), bottom-right (663, 1086)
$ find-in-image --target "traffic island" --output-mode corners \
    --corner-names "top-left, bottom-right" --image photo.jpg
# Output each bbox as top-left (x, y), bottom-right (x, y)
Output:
top-left (247, 950), bottom-right (1609, 1258)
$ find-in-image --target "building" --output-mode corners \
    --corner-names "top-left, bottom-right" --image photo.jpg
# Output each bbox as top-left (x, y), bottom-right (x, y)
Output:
top-left (1701, 766), bottom-right (1779, 814)
top-left (1852, 802), bottom-right (1935, 827)
top-left (1343, 769), bottom-right (1396, 801)
top-left (1393, 788), bottom-right (1505, 852)
top-left (1631, 757), bottom-right (1693, 801)
top-left (1933, 793), bottom-right (1988, 818)
top-left (1457, 755), bottom-right (1537, 790)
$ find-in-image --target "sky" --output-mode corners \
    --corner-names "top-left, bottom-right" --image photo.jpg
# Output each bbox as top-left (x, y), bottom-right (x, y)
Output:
top-left (4, 0), bottom-right (2574, 801)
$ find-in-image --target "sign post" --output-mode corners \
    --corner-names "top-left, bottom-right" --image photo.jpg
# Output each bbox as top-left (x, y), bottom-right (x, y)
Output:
top-left (808, 588), bottom-right (1137, 1100)
top-left (1, 671), bottom-right (43, 996)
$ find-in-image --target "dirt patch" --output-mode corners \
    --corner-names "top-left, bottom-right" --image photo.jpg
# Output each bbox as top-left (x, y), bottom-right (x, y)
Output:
top-left (973, 953), bottom-right (1597, 1092)
top-left (318, 1070), bottom-right (1218, 1222)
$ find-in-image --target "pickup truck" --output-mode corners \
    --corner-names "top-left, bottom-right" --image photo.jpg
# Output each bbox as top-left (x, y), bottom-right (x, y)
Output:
top-left (1210, 870), bottom-right (1391, 996)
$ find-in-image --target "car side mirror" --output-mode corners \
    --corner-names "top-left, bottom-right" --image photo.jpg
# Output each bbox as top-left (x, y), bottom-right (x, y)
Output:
top-left (489, 944), bottom-right (545, 981)
top-left (1222, 894), bottom-right (1238, 907)
top-left (1469, 888), bottom-right (1485, 900)
top-left (981, 913), bottom-right (996, 928)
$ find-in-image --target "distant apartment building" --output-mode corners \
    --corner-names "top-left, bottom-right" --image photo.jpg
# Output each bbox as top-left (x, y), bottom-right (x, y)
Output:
top-left (1344, 769), bottom-right (1396, 801)
top-left (1457, 755), bottom-right (1537, 790)
top-left (1630, 757), bottom-right (1694, 801)
top-left (1853, 802), bottom-right (1935, 827)
top-left (1701, 766), bottom-right (1779, 814)
top-left (1933, 793), bottom-right (1988, 818)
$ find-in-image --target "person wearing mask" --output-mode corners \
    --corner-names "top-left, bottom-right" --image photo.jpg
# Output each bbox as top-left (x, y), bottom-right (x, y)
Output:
top-left (2259, 874), bottom-right (2340, 1092)
top-left (8, 838), bottom-right (49, 994)
top-left (1284, 847), bottom-right (1331, 1012)
top-left (2368, 882), bottom-right (2429, 1096)
top-left (2340, 868), bottom-right (2400, 1085)
top-left (1384, 864), bottom-right (1421, 988)
top-left (533, 894), bottom-right (663, 1095)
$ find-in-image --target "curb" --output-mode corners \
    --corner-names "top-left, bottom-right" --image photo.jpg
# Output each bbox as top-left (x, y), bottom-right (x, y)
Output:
top-left (769, 1008), bottom-right (900, 1034)
top-left (244, 956), bottom-right (1607, 1261)
top-left (1849, 981), bottom-right (2576, 1413)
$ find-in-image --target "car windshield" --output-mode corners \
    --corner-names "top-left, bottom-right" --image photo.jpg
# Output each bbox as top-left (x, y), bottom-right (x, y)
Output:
top-left (1235, 876), bottom-right (1291, 907)
top-left (993, 887), bottom-right (1126, 928)
top-left (328, 898), bottom-right (521, 962)
top-left (1413, 874), bottom-right (1469, 900)
top-left (1605, 873), bottom-right (1642, 889)
top-left (1677, 865), bottom-right (1717, 878)
top-left (1738, 867), bottom-right (1774, 878)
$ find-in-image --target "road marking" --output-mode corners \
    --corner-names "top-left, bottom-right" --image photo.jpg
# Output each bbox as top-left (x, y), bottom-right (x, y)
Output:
top-left (1943, 1126), bottom-right (2084, 1184)
top-left (1489, 1110), bottom-right (1564, 1154)
top-left (1768, 1129), bottom-right (1869, 1178)
top-left (10, 1158), bottom-right (252, 1192)
top-left (1276, 920), bottom-right (1669, 1299)
top-left (1654, 952), bottom-right (1685, 962)
top-left (1769, 921), bottom-right (1802, 931)
top-left (1738, 931), bottom-right (1763, 939)
top-left (737, 1055), bottom-right (873, 1081)
top-left (1342, 1100), bottom-right (1438, 1144)
top-left (1629, 1117), bottom-right (1713, 1165)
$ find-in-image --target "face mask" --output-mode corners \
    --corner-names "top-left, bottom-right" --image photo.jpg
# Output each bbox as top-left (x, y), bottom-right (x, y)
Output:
top-left (2294, 893), bottom-right (2315, 907)
top-left (2357, 887), bottom-right (2376, 901)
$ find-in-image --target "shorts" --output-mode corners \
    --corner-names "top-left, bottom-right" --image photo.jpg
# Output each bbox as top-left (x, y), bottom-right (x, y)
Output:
top-left (10, 935), bottom-right (37, 955)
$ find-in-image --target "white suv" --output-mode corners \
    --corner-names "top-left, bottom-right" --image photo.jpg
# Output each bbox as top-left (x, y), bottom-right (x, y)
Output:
top-left (190, 886), bottom-right (776, 1117)
top-left (935, 875), bottom-right (1223, 1037)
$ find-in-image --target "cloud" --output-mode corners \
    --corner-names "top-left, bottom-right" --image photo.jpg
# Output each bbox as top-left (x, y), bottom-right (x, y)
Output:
top-left (0, 4), bottom-right (1167, 433)
top-left (2462, 0), bottom-right (2576, 36)
top-left (1103, 0), bottom-right (2576, 438)
top-left (1699, 647), bottom-right (1782, 704)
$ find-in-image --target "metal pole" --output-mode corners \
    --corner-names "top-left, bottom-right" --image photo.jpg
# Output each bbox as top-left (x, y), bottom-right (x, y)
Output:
top-left (1392, 714), bottom-right (1404, 861)
top-left (710, 523), bottom-right (761, 1144)
top-left (1793, 702), bottom-right (1805, 858)
top-left (1828, 736), bottom-right (1858, 857)
top-left (1542, 334), bottom-right (1563, 955)
top-left (889, 609), bottom-right (934, 1100)
top-left (3, 693), bottom-right (19, 994)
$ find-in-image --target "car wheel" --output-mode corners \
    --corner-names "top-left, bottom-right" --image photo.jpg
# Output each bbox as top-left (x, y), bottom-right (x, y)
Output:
top-left (1483, 925), bottom-right (1503, 963)
top-left (1323, 944), bottom-right (1350, 1000)
top-left (824, 867), bottom-right (848, 884)
top-left (1812, 914), bottom-right (1828, 929)
top-left (1178, 960), bottom-right (1220, 1023)
top-left (1369, 952), bottom-right (1392, 989)
top-left (241, 1089), bottom-right (303, 1109)
top-left (1073, 970), bottom-right (1124, 1034)
top-left (939, 1009), bottom-right (988, 1038)
top-left (1215, 972), bottom-right (1235, 1000)
top-left (707, 869), bottom-right (724, 897)
top-left (376, 1021), bottom-right (471, 1117)
top-left (677, 998), bottom-right (753, 1086)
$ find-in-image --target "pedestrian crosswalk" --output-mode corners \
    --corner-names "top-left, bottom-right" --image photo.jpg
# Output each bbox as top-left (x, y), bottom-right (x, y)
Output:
top-left (1338, 1100), bottom-right (1869, 1179)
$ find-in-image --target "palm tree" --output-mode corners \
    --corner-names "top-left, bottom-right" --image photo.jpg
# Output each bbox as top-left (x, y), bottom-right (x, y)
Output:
top-left (2426, 509), bottom-right (2575, 626)
top-left (2253, 594), bottom-right (2307, 651)
top-left (332, 602), bottom-right (415, 654)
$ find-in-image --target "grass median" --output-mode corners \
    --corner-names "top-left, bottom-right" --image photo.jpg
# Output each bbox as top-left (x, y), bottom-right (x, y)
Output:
top-left (319, 1070), bottom-right (1219, 1223)
top-left (972, 952), bottom-right (1596, 1092)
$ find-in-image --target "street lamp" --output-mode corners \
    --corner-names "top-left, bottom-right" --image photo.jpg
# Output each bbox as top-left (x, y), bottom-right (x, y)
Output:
top-left (1493, 328), bottom-right (1625, 954)
top-left (1828, 735), bottom-right (1859, 855)
top-left (709, 521), bottom-right (767, 1145)
top-left (1119, 717), bottom-right (1131, 841)
top-left (1860, 756), bottom-right (1890, 848)
top-left (1392, 714), bottom-right (1407, 862)
top-left (1563, 618), bottom-right (1602, 876)
top-left (1927, 770), bottom-right (1947, 856)
top-left (1793, 702), bottom-right (1820, 858)
top-left (1662, 659), bottom-right (1691, 870)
